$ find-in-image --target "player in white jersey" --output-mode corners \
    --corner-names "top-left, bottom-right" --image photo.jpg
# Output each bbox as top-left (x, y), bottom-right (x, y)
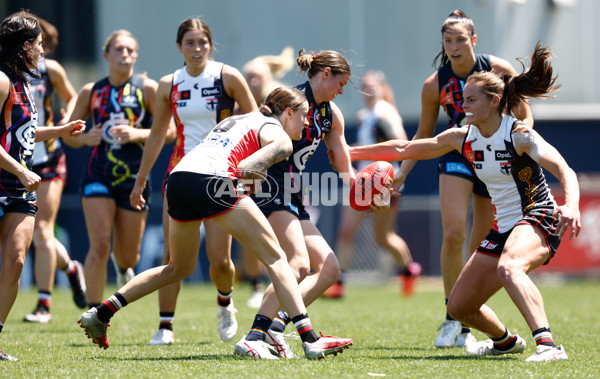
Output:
top-left (79, 87), bottom-right (354, 360)
top-left (345, 43), bottom-right (579, 362)
top-left (330, 70), bottom-right (421, 299)
top-left (129, 18), bottom-right (257, 345)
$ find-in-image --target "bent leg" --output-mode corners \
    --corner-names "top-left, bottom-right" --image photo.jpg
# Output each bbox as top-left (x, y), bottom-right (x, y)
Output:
top-left (498, 224), bottom-right (552, 332)
top-left (118, 219), bottom-right (202, 303)
top-left (213, 197), bottom-right (306, 318)
top-left (447, 252), bottom-right (506, 339)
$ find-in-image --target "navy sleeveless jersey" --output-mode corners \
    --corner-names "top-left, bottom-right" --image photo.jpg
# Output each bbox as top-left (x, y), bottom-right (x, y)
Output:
top-left (265, 81), bottom-right (333, 194)
top-left (438, 54), bottom-right (491, 128)
top-left (85, 74), bottom-right (151, 187)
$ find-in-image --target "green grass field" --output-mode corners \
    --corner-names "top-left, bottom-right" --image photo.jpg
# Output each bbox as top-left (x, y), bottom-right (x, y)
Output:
top-left (1, 278), bottom-right (599, 378)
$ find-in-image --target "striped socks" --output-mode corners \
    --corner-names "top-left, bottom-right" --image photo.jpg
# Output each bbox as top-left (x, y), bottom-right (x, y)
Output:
top-left (532, 327), bottom-right (556, 347)
top-left (159, 312), bottom-right (174, 331)
top-left (292, 314), bottom-right (318, 343)
top-left (37, 291), bottom-right (51, 311)
top-left (217, 290), bottom-right (232, 307)
top-left (492, 329), bottom-right (517, 352)
top-left (96, 292), bottom-right (128, 323)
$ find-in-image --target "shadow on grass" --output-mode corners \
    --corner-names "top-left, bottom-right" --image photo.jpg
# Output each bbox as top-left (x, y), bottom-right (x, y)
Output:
top-left (82, 354), bottom-right (247, 361)
top-left (70, 341), bottom-right (211, 348)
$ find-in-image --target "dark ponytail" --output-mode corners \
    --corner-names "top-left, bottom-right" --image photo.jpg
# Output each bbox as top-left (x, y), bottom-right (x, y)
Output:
top-left (467, 42), bottom-right (559, 116)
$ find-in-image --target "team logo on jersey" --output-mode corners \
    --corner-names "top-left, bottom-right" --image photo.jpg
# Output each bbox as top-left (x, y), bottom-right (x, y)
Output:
top-left (500, 162), bottom-right (512, 175)
top-left (495, 150), bottom-right (513, 160)
top-left (16, 116), bottom-right (37, 156)
top-left (202, 87), bottom-right (221, 97)
top-left (473, 150), bottom-right (484, 161)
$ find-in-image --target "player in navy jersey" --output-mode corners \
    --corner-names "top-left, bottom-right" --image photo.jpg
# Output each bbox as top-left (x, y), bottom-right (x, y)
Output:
top-left (23, 17), bottom-right (88, 325)
top-left (129, 18), bottom-right (257, 345)
top-left (78, 87), bottom-right (353, 359)
top-left (394, 10), bottom-right (534, 348)
top-left (236, 49), bottom-right (357, 359)
top-left (64, 30), bottom-right (158, 312)
top-left (0, 10), bottom-right (85, 361)
top-left (347, 43), bottom-right (578, 362)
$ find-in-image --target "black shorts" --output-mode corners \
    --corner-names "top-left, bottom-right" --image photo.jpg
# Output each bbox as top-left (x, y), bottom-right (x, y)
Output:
top-left (80, 177), bottom-right (150, 212)
top-left (0, 194), bottom-right (38, 218)
top-left (32, 150), bottom-right (67, 182)
top-left (167, 172), bottom-right (247, 222)
top-left (438, 150), bottom-right (490, 198)
top-left (254, 188), bottom-right (311, 221)
top-left (476, 209), bottom-right (561, 265)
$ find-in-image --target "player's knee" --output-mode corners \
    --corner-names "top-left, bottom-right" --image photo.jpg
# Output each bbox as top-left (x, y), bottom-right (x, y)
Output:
top-left (443, 227), bottom-right (466, 251)
top-left (1, 255), bottom-right (25, 281)
top-left (446, 297), bottom-right (466, 322)
top-left (210, 257), bottom-right (233, 273)
top-left (168, 261), bottom-right (196, 280)
top-left (321, 256), bottom-right (341, 285)
top-left (496, 259), bottom-right (523, 285)
top-left (89, 237), bottom-right (112, 258)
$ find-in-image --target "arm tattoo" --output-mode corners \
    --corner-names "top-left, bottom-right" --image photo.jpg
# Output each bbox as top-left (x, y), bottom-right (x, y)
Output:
top-left (236, 138), bottom-right (292, 180)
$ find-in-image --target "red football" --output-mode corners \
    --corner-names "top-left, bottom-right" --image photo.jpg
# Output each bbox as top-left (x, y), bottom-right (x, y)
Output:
top-left (349, 161), bottom-right (394, 211)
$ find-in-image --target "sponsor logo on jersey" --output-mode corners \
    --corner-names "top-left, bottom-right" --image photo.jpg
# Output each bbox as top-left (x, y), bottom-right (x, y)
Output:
top-left (202, 87), bottom-right (221, 97)
top-left (495, 150), bottom-right (513, 160)
top-left (474, 163), bottom-right (483, 170)
top-left (12, 92), bottom-right (25, 104)
top-left (120, 95), bottom-right (139, 108)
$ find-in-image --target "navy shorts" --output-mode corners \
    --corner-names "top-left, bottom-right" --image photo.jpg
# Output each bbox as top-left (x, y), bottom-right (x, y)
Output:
top-left (167, 172), bottom-right (246, 221)
top-left (80, 177), bottom-right (150, 212)
top-left (438, 150), bottom-right (490, 198)
top-left (476, 209), bottom-right (561, 265)
top-left (254, 187), bottom-right (311, 221)
top-left (32, 150), bottom-right (67, 182)
top-left (0, 194), bottom-right (38, 218)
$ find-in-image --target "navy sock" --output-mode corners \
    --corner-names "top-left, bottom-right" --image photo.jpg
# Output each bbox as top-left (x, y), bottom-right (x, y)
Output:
top-left (246, 314), bottom-right (272, 342)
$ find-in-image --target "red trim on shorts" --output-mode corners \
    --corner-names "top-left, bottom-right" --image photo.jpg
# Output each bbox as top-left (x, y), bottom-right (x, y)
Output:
top-left (475, 249), bottom-right (500, 259)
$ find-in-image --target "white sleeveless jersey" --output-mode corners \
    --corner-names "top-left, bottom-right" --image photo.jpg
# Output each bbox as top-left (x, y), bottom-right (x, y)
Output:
top-left (462, 115), bottom-right (556, 233)
top-left (168, 61), bottom-right (235, 172)
top-left (356, 100), bottom-right (401, 172)
top-left (172, 112), bottom-right (280, 179)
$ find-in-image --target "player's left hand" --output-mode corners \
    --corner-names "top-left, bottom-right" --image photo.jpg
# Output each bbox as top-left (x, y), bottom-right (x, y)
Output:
top-left (553, 203), bottom-right (581, 240)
